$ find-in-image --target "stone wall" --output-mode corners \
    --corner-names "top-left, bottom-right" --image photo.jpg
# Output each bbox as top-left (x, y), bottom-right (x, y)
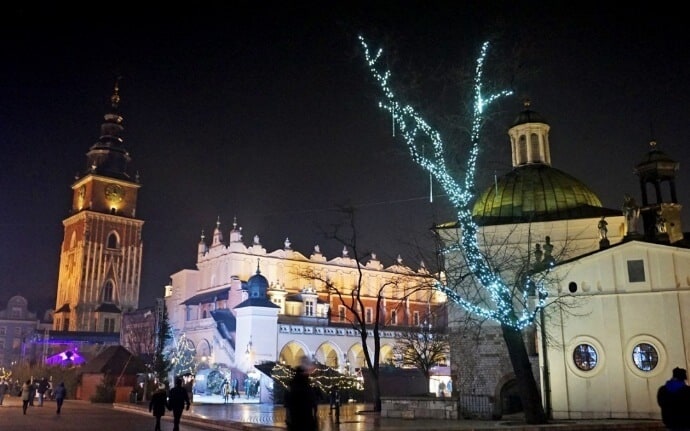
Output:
top-left (449, 322), bottom-right (541, 419)
top-left (381, 396), bottom-right (458, 420)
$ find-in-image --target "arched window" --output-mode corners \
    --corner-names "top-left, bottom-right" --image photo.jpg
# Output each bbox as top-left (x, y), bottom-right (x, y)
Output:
top-left (530, 133), bottom-right (540, 162)
top-left (518, 135), bottom-right (528, 164)
top-left (103, 280), bottom-right (114, 302)
top-left (106, 232), bottom-right (119, 249)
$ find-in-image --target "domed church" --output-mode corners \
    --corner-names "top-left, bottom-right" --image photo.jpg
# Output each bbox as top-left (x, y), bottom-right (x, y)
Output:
top-left (436, 101), bottom-right (690, 420)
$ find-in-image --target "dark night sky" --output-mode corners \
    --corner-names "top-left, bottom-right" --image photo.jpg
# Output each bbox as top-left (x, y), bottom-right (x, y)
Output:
top-left (1, 3), bottom-right (688, 315)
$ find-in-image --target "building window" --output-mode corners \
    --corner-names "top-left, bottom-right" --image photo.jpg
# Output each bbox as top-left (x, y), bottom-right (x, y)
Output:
top-left (632, 343), bottom-right (659, 371)
top-left (0, 327), bottom-right (5, 336)
top-left (391, 310), bottom-right (397, 325)
top-left (63, 318), bottom-right (70, 331)
top-left (14, 327), bottom-right (21, 336)
top-left (573, 344), bottom-right (598, 371)
top-left (103, 280), bottom-right (114, 302)
top-left (365, 308), bottom-right (372, 324)
top-left (338, 306), bottom-right (346, 322)
top-left (10, 307), bottom-right (21, 319)
top-left (627, 259), bottom-right (645, 283)
top-left (413, 311), bottom-right (420, 326)
top-left (305, 300), bottom-right (314, 317)
top-left (106, 232), bottom-right (119, 249)
top-left (518, 135), bottom-right (527, 163)
top-left (0, 340), bottom-right (4, 349)
top-left (104, 318), bottom-right (115, 332)
top-left (529, 133), bottom-right (540, 162)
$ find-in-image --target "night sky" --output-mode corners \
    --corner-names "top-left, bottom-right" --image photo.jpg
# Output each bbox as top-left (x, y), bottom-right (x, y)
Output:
top-left (1, 3), bottom-right (688, 315)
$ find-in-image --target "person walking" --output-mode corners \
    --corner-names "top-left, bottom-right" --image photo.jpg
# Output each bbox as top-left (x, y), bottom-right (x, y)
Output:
top-left (21, 379), bottom-right (31, 414)
top-left (167, 378), bottom-right (190, 431)
top-left (149, 384), bottom-right (168, 431)
top-left (37, 377), bottom-right (49, 406)
top-left (222, 379), bottom-right (230, 404)
top-left (53, 382), bottom-right (67, 414)
top-left (284, 366), bottom-right (318, 431)
top-left (28, 378), bottom-right (36, 406)
top-left (657, 367), bottom-right (690, 430)
top-left (0, 379), bottom-right (8, 406)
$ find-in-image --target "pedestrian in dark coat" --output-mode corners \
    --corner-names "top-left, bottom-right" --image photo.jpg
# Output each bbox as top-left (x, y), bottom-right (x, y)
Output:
top-left (149, 385), bottom-right (169, 431)
top-left (53, 382), bottom-right (67, 414)
top-left (37, 377), bottom-right (49, 406)
top-left (284, 366), bottom-right (318, 431)
top-left (28, 379), bottom-right (36, 406)
top-left (167, 378), bottom-right (190, 431)
top-left (657, 367), bottom-right (690, 430)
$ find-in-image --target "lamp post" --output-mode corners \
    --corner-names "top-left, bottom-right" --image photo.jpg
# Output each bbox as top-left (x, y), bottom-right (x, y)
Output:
top-left (244, 341), bottom-right (252, 373)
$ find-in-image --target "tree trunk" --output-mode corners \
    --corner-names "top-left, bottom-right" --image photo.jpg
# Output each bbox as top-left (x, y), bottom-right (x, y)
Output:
top-left (371, 370), bottom-right (382, 412)
top-left (501, 323), bottom-right (547, 424)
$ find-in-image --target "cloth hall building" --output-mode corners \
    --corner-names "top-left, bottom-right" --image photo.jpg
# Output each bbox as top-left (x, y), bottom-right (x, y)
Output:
top-left (164, 220), bottom-right (446, 402)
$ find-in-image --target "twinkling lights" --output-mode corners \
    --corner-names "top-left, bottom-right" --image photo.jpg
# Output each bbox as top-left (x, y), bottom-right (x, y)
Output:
top-left (360, 36), bottom-right (548, 330)
top-left (169, 332), bottom-right (197, 377)
top-left (271, 362), bottom-right (363, 393)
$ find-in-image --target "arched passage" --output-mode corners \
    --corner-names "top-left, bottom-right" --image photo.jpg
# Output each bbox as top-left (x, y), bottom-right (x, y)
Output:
top-left (278, 341), bottom-right (309, 367)
top-left (314, 341), bottom-right (342, 369)
top-left (494, 374), bottom-right (523, 418)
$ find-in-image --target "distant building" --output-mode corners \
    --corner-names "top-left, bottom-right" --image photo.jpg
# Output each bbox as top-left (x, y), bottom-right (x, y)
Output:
top-left (0, 295), bottom-right (39, 367)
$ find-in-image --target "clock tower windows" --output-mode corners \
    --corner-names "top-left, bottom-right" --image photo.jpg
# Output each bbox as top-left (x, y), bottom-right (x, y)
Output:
top-left (106, 232), bottom-right (119, 249)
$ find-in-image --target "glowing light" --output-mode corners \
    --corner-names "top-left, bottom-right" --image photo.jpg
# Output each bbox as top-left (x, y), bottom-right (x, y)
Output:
top-left (360, 36), bottom-right (548, 330)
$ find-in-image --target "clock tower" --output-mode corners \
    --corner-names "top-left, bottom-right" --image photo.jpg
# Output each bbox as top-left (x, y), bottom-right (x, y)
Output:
top-left (53, 80), bottom-right (144, 333)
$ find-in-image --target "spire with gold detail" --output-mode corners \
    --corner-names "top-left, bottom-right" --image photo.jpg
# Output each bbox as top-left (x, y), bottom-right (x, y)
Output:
top-left (83, 77), bottom-right (132, 181)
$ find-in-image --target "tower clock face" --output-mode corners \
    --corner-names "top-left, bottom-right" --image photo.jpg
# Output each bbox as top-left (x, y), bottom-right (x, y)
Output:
top-left (104, 183), bottom-right (125, 203)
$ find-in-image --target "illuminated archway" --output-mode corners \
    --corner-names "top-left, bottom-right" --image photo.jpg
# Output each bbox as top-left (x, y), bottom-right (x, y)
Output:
top-left (314, 341), bottom-right (342, 368)
top-left (278, 341), bottom-right (309, 367)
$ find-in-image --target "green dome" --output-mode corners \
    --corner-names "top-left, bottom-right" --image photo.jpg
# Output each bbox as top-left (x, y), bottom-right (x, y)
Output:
top-left (472, 164), bottom-right (612, 225)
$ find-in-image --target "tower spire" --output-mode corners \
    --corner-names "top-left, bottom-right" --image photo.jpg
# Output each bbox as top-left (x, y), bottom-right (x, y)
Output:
top-left (111, 76), bottom-right (122, 110)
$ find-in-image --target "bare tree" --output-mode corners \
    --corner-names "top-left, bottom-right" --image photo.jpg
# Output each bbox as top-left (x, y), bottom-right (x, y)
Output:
top-left (392, 320), bottom-right (449, 390)
top-left (301, 206), bottom-right (439, 411)
top-left (359, 37), bottom-right (553, 423)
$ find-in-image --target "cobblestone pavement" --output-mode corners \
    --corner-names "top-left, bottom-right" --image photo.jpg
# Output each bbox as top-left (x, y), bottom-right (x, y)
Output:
top-left (115, 394), bottom-right (666, 431)
top-left (0, 393), bottom-right (666, 431)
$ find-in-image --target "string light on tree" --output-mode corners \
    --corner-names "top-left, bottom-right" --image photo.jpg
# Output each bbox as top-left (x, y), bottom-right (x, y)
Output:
top-left (360, 36), bottom-right (548, 330)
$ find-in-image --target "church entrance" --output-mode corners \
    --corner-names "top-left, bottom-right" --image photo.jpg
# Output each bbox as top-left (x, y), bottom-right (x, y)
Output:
top-left (499, 379), bottom-right (523, 415)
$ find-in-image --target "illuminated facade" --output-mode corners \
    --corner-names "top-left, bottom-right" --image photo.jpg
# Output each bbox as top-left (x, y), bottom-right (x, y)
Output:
top-left (437, 102), bottom-right (688, 420)
top-left (53, 82), bottom-right (143, 333)
top-left (165, 220), bottom-right (446, 402)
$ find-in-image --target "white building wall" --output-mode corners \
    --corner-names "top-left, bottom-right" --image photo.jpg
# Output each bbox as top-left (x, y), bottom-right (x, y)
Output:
top-left (544, 241), bottom-right (690, 420)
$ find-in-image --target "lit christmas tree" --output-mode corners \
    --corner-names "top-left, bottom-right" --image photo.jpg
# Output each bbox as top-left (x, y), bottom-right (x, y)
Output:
top-left (169, 333), bottom-right (196, 377)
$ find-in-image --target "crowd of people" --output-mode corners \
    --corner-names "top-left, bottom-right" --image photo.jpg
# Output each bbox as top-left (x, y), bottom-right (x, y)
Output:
top-left (0, 376), bottom-right (67, 415)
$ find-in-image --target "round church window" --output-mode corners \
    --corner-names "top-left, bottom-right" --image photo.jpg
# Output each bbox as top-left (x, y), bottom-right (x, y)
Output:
top-left (573, 344), bottom-right (598, 371)
top-left (632, 343), bottom-right (658, 371)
